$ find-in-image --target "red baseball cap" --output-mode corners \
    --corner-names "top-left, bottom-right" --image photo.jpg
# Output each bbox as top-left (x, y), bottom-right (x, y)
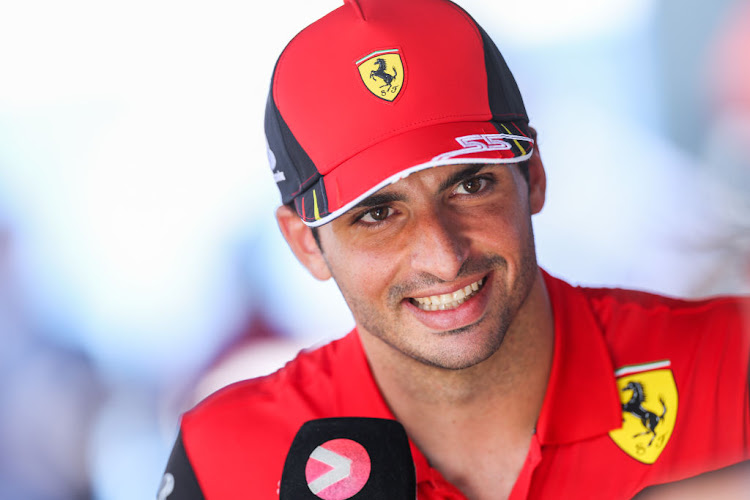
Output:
top-left (265, 0), bottom-right (534, 226)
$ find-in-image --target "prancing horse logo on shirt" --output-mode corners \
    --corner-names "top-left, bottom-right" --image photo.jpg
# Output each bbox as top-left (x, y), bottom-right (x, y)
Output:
top-left (609, 360), bottom-right (678, 464)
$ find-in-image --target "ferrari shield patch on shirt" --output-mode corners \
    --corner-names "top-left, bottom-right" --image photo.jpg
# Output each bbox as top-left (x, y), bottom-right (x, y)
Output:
top-left (356, 49), bottom-right (404, 101)
top-left (609, 360), bottom-right (678, 464)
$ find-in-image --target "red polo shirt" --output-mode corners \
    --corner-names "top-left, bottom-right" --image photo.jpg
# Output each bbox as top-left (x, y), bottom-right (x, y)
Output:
top-left (163, 273), bottom-right (750, 499)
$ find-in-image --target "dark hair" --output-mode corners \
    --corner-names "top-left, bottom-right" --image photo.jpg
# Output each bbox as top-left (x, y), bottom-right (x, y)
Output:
top-left (517, 160), bottom-right (530, 184)
top-left (310, 226), bottom-right (322, 249)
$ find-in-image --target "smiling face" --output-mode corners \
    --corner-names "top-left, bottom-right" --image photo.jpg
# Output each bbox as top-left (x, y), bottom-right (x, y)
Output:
top-left (277, 153), bottom-right (547, 371)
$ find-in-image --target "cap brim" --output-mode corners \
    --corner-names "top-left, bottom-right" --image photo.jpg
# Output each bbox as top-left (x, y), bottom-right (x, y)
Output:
top-left (299, 120), bottom-right (533, 227)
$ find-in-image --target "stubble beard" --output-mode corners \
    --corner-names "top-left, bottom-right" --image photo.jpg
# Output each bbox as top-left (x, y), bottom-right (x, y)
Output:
top-left (342, 229), bottom-right (539, 371)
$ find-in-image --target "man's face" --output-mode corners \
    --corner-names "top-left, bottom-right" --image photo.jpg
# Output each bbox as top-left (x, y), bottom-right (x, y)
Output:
top-left (314, 162), bottom-right (544, 370)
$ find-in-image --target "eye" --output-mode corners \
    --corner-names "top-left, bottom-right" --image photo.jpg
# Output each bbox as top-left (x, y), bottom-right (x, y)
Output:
top-left (454, 177), bottom-right (488, 195)
top-left (359, 206), bottom-right (393, 224)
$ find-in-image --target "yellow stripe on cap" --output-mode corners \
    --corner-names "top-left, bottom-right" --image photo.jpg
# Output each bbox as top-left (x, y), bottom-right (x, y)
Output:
top-left (313, 189), bottom-right (321, 220)
top-left (500, 124), bottom-right (527, 156)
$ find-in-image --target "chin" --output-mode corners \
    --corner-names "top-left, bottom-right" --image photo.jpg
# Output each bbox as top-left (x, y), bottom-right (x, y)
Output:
top-left (411, 319), bottom-right (510, 370)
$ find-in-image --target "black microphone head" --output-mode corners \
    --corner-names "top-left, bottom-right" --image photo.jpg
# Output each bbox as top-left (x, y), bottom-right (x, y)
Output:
top-left (280, 417), bottom-right (416, 500)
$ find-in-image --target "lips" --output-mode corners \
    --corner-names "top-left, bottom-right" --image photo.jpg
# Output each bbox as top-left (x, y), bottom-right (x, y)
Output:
top-left (402, 273), bottom-right (493, 332)
top-left (409, 277), bottom-right (485, 311)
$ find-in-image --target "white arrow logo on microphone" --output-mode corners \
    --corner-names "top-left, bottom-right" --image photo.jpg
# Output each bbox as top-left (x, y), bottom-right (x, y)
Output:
top-left (305, 438), bottom-right (371, 500)
top-left (307, 446), bottom-right (352, 494)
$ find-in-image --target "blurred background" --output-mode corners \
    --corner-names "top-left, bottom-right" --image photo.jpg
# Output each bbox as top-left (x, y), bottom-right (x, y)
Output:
top-left (0, 0), bottom-right (748, 498)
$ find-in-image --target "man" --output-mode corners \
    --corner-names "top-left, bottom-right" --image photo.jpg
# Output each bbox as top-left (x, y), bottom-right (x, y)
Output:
top-left (160, 0), bottom-right (749, 498)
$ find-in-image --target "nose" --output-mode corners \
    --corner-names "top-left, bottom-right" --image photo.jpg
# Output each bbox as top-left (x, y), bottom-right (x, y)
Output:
top-left (408, 208), bottom-right (469, 282)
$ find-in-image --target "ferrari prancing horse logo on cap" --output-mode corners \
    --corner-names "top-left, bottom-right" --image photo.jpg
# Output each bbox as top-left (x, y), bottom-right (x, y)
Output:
top-left (356, 49), bottom-right (404, 101)
top-left (609, 360), bottom-right (678, 464)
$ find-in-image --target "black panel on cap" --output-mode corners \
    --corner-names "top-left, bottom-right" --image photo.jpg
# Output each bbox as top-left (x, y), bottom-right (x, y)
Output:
top-left (478, 23), bottom-right (529, 122)
top-left (490, 121), bottom-right (534, 154)
top-left (264, 83), bottom-right (321, 205)
top-left (297, 177), bottom-right (330, 224)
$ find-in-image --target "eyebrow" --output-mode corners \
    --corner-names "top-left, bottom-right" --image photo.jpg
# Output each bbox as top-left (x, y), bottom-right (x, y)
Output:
top-left (437, 164), bottom-right (488, 192)
top-left (351, 192), bottom-right (407, 210)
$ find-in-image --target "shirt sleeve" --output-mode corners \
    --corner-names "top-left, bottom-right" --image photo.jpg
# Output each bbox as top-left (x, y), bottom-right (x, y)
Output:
top-left (158, 431), bottom-right (206, 500)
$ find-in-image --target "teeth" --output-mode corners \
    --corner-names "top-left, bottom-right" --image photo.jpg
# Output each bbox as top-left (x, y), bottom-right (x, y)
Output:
top-left (411, 278), bottom-right (484, 311)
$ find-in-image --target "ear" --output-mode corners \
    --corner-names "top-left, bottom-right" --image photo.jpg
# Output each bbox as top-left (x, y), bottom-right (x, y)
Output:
top-left (527, 128), bottom-right (547, 215)
top-left (275, 205), bottom-right (332, 281)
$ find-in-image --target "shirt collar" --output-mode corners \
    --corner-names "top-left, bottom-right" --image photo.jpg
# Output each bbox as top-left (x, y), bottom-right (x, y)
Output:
top-left (536, 271), bottom-right (622, 445)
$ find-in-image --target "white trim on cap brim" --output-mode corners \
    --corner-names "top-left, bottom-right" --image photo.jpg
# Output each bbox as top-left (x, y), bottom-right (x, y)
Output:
top-left (303, 151), bottom-right (534, 227)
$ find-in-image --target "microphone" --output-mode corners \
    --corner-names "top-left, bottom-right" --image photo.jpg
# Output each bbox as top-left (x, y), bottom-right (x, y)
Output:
top-left (279, 417), bottom-right (416, 499)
